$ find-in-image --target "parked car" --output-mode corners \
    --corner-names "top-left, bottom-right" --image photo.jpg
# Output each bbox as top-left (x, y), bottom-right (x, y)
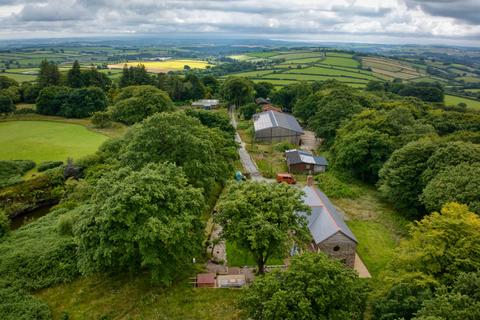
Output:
top-left (276, 173), bottom-right (297, 184)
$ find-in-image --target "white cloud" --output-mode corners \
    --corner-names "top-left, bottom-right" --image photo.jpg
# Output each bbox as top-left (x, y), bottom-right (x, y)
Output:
top-left (0, 0), bottom-right (478, 45)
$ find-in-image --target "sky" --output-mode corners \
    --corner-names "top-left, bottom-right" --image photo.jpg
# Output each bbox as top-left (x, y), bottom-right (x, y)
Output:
top-left (0, 0), bottom-right (479, 46)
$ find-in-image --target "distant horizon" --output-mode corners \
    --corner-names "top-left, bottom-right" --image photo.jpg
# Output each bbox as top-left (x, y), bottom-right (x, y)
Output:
top-left (1, 1), bottom-right (479, 47)
top-left (0, 34), bottom-right (479, 50)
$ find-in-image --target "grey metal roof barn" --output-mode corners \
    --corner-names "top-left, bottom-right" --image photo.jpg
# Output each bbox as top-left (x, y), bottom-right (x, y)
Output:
top-left (298, 180), bottom-right (358, 268)
top-left (285, 149), bottom-right (328, 174)
top-left (286, 149), bottom-right (327, 166)
top-left (253, 110), bottom-right (303, 144)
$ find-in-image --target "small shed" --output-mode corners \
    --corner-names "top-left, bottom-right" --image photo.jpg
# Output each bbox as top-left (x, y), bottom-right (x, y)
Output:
top-left (196, 273), bottom-right (216, 288)
top-left (253, 110), bottom-right (303, 144)
top-left (285, 149), bottom-right (328, 174)
top-left (217, 274), bottom-right (246, 288)
top-left (192, 99), bottom-right (220, 110)
top-left (298, 177), bottom-right (358, 268)
top-left (255, 97), bottom-right (271, 105)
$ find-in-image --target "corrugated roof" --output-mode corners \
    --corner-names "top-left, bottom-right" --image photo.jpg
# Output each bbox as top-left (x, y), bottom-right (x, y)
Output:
top-left (299, 186), bottom-right (357, 244)
top-left (253, 110), bottom-right (303, 133)
top-left (192, 99), bottom-right (219, 107)
top-left (286, 149), bottom-right (328, 166)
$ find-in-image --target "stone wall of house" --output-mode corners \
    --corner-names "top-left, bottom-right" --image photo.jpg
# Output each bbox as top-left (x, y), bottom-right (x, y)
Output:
top-left (316, 232), bottom-right (356, 268)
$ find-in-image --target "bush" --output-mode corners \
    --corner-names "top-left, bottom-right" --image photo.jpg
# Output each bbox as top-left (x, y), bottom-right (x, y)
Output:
top-left (37, 161), bottom-right (63, 172)
top-left (0, 209), bottom-right (9, 238)
top-left (14, 108), bottom-right (36, 114)
top-left (273, 141), bottom-right (296, 152)
top-left (0, 160), bottom-right (36, 188)
top-left (0, 282), bottom-right (51, 320)
top-left (0, 167), bottom-right (64, 216)
top-left (314, 172), bottom-right (360, 199)
top-left (91, 111), bottom-right (112, 128)
top-left (0, 94), bottom-right (15, 115)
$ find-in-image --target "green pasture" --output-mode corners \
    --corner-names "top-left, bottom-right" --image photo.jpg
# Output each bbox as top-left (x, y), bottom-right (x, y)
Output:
top-left (271, 52), bottom-right (322, 60)
top-left (0, 121), bottom-right (108, 163)
top-left (262, 73), bottom-right (369, 83)
top-left (285, 66), bottom-right (377, 80)
top-left (321, 56), bottom-right (359, 68)
top-left (455, 76), bottom-right (480, 83)
top-left (444, 94), bottom-right (480, 110)
top-left (1, 72), bottom-right (37, 82)
top-left (281, 57), bottom-right (323, 64)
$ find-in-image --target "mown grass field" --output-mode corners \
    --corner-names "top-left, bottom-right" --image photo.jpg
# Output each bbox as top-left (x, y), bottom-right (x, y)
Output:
top-left (0, 120), bottom-right (108, 163)
top-left (37, 274), bottom-right (243, 320)
top-left (108, 59), bottom-right (212, 73)
top-left (444, 94), bottom-right (480, 110)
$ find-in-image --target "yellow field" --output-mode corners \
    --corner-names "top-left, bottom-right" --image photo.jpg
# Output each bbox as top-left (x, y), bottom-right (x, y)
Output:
top-left (108, 59), bottom-right (212, 73)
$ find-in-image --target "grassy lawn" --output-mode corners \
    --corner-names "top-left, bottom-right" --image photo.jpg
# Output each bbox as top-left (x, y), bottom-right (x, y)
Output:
top-left (444, 94), bottom-right (480, 110)
top-left (36, 274), bottom-right (243, 320)
top-left (226, 241), bottom-right (285, 267)
top-left (321, 56), bottom-right (359, 68)
top-left (347, 220), bottom-right (397, 277)
top-left (0, 120), bottom-right (108, 163)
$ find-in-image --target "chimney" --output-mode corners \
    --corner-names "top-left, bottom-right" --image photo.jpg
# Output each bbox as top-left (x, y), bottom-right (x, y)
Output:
top-left (307, 175), bottom-right (314, 187)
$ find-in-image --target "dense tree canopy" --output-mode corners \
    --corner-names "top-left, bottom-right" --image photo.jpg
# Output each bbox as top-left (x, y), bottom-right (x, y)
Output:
top-left (421, 163), bottom-right (480, 214)
top-left (110, 85), bottom-right (174, 125)
top-left (36, 86), bottom-right (106, 118)
top-left (240, 252), bottom-right (368, 320)
top-left (220, 77), bottom-right (254, 107)
top-left (116, 112), bottom-right (236, 194)
top-left (374, 203), bottom-right (480, 320)
top-left (0, 94), bottom-right (14, 115)
top-left (215, 181), bottom-right (310, 274)
top-left (119, 65), bottom-right (154, 87)
top-left (271, 81), bottom-right (312, 112)
top-left (37, 60), bottom-right (60, 88)
top-left (75, 162), bottom-right (205, 284)
top-left (0, 76), bottom-right (18, 90)
top-left (253, 81), bottom-right (274, 99)
top-left (67, 60), bottom-right (83, 88)
top-left (238, 102), bottom-right (259, 120)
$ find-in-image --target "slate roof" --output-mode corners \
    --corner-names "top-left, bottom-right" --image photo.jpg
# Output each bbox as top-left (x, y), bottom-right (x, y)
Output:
top-left (253, 110), bottom-right (303, 133)
top-left (285, 149), bottom-right (328, 166)
top-left (192, 99), bottom-right (219, 107)
top-left (299, 185), bottom-right (357, 244)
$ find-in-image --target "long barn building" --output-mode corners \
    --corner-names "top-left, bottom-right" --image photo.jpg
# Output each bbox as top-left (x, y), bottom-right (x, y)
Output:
top-left (253, 110), bottom-right (303, 144)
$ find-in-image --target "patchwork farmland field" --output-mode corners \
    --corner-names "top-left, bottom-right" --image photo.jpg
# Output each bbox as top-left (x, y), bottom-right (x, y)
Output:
top-left (229, 50), bottom-right (382, 87)
top-left (108, 59), bottom-right (212, 73)
top-left (362, 57), bottom-right (424, 80)
top-left (444, 94), bottom-right (480, 110)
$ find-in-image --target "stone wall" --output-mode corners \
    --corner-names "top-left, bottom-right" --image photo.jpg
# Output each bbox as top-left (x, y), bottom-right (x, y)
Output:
top-left (316, 232), bottom-right (357, 268)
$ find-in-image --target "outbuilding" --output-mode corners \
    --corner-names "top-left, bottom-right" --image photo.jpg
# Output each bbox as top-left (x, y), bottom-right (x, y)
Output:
top-left (253, 110), bottom-right (303, 144)
top-left (298, 177), bottom-right (358, 268)
top-left (192, 99), bottom-right (220, 110)
top-left (285, 149), bottom-right (328, 174)
top-left (196, 273), bottom-right (216, 288)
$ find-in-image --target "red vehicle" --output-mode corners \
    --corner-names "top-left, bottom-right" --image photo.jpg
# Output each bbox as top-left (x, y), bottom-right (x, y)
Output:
top-left (276, 173), bottom-right (297, 184)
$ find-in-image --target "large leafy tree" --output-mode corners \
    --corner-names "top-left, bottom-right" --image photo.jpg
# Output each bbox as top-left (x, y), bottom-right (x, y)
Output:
top-left (271, 81), bottom-right (312, 112)
top-left (253, 81), bottom-right (274, 98)
top-left (67, 60), bottom-right (83, 88)
top-left (413, 272), bottom-right (480, 320)
top-left (119, 64), bottom-right (154, 87)
top-left (0, 75), bottom-right (18, 90)
top-left (0, 94), bottom-right (14, 115)
top-left (220, 77), bottom-right (254, 106)
top-left (378, 138), bottom-right (439, 214)
top-left (110, 85), bottom-right (174, 124)
top-left (373, 203), bottom-right (480, 320)
top-left (392, 203), bottom-right (480, 284)
top-left (118, 112), bottom-right (236, 194)
top-left (421, 163), bottom-right (480, 214)
top-left (215, 181), bottom-right (310, 274)
top-left (37, 60), bottom-right (60, 88)
top-left (35, 86), bottom-right (71, 116)
top-left (240, 252), bottom-right (368, 320)
top-left (75, 162), bottom-right (205, 284)
top-left (61, 87), bottom-right (107, 118)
